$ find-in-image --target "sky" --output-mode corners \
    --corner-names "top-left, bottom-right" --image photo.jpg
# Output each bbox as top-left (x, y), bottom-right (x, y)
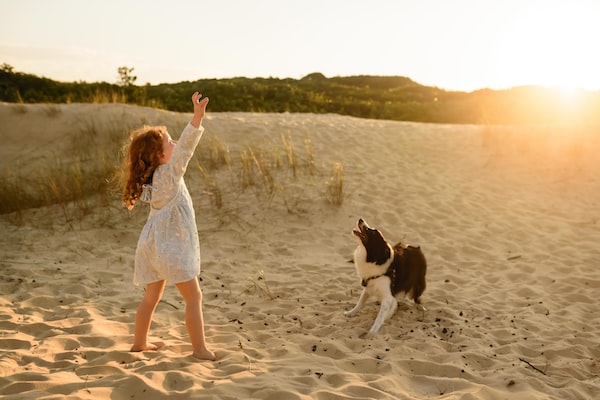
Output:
top-left (1, 0), bottom-right (599, 92)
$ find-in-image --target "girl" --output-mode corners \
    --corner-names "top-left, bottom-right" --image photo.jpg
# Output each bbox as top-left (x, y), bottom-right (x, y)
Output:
top-left (122, 92), bottom-right (215, 361)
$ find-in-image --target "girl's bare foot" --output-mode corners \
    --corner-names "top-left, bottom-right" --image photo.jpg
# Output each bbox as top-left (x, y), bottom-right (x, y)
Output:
top-left (192, 348), bottom-right (216, 361)
top-left (130, 342), bottom-right (165, 352)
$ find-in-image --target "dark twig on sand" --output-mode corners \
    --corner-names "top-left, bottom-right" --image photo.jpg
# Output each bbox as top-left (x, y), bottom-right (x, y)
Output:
top-left (519, 357), bottom-right (547, 375)
top-left (160, 300), bottom-right (179, 310)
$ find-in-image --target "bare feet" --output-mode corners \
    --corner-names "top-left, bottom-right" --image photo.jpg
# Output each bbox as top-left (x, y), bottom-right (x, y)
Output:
top-left (192, 348), bottom-right (216, 361)
top-left (130, 342), bottom-right (165, 352)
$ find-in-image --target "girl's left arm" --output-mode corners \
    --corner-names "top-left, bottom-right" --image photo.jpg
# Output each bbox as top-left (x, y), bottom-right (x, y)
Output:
top-left (169, 124), bottom-right (204, 181)
top-left (168, 92), bottom-right (209, 180)
top-left (191, 92), bottom-right (208, 128)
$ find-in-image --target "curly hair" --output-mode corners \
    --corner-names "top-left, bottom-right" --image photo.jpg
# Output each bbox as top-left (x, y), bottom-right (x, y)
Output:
top-left (122, 125), bottom-right (167, 210)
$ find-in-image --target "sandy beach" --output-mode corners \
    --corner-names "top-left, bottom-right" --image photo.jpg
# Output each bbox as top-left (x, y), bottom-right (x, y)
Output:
top-left (1, 102), bottom-right (599, 399)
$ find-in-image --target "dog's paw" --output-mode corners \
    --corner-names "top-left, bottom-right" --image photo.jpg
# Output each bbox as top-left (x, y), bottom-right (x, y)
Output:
top-left (360, 330), bottom-right (377, 339)
top-left (344, 310), bottom-right (357, 318)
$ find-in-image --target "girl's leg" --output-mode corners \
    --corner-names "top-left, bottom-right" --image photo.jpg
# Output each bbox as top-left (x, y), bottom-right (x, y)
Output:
top-left (175, 278), bottom-right (216, 360)
top-left (131, 280), bottom-right (166, 352)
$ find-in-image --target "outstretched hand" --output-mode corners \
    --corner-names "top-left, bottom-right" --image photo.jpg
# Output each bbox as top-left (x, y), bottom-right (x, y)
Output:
top-left (190, 92), bottom-right (209, 128)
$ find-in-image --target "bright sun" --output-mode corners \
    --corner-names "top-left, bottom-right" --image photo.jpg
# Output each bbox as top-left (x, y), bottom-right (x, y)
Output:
top-left (490, 2), bottom-right (600, 91)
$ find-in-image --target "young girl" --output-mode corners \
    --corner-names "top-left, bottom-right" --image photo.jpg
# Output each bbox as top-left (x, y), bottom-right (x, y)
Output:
top-left (122, 92), bottom-right (216, 361)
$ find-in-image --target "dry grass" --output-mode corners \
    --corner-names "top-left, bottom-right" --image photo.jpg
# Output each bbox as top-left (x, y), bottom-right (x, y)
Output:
top-left (242, 269), bottom-right (276, 300)
top-left (303, 134), bottom-right (316, 175)
top-left (11, 104), bottom-right (27, 114)
top-left (195, 162), bottom-right (223, 209)
top-left (196, 135), bottom-right (232, 169)
top-left (326, 162), bottom-right (345, 206)
top-left (0, 109), bottom-right (131, 221)
top-left (44, 104), bottom-right (62, 117)
top-left (224, 132), bottom-right (327, 203)
top-left (280, 133), bottom-right (297, 178)
top-left (0, 105), bottom-right (346, 225)
top-left (85, 89), bottom-right (128, 104)
top-left (249, 147), bottom-right (276, 196)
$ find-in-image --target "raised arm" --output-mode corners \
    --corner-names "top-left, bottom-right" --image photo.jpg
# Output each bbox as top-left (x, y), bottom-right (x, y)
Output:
top-left (166, 92), bottom-right (209, 181)
top-left (190, 92), bottom-right (209, 128)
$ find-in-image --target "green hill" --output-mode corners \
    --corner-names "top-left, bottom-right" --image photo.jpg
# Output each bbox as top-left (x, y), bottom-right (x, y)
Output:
top-left (2, 65), bottom-right (598, 125)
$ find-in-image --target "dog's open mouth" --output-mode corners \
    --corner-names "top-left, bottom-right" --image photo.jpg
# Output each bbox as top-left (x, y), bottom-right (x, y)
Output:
top-left (353, 218), bottom-right (369, 240)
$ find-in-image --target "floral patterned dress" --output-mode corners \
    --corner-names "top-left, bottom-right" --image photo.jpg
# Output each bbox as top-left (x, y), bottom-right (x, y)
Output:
top-left (134, 123), bottom-right (204, 286)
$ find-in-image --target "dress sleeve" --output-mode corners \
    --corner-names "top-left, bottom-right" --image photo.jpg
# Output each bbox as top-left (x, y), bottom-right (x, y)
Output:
top-left (167, 123), bottom-right (204, 181)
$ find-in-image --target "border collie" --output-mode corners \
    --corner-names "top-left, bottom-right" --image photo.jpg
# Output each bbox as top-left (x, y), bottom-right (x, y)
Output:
top-left (345, 218), bottom-right (427, 333)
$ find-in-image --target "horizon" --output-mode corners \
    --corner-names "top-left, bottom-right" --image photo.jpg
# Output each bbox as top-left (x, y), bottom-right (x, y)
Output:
top-left (1, 0), bottom-right (599, 92)
top-left (6, 65), bottom-right (600, 95)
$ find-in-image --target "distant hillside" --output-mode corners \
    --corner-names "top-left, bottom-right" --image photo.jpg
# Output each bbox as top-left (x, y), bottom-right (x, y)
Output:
top-left (1, 66), bottom-right (599, 125)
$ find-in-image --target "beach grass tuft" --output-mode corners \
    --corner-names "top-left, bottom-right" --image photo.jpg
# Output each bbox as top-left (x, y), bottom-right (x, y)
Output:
top-left (326, 162), bottom-right (344, 206)
top-left (1, 105), bottom-right (346, 225)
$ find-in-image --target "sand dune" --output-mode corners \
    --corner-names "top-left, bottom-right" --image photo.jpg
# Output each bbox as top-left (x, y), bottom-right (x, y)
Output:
top-left (1, 103), bottom-right (599, 399)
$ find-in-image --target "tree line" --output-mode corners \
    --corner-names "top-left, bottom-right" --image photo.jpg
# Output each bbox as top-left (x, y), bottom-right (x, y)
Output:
top-left (1, 64), bottom-right (599, 125)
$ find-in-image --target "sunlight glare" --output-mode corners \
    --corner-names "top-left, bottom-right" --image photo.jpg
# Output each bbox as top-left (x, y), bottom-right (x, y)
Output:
top-left (490, 2), bottom-right (600, 91)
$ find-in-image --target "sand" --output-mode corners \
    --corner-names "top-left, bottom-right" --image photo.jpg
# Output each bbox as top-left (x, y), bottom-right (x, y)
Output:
top-left (1, 102), bottom-right (599, 399)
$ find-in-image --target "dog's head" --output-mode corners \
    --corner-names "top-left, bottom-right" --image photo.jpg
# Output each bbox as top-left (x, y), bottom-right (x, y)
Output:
top-left (353, 219), bottom-right (392, 265)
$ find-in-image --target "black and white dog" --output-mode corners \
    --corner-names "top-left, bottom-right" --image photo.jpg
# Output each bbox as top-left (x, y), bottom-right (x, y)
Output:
top-left (345, 219), bottom-right (427, 333)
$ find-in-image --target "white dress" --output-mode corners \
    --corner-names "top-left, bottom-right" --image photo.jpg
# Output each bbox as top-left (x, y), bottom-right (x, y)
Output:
top-left (134, 123), bottom-right (204, 286)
